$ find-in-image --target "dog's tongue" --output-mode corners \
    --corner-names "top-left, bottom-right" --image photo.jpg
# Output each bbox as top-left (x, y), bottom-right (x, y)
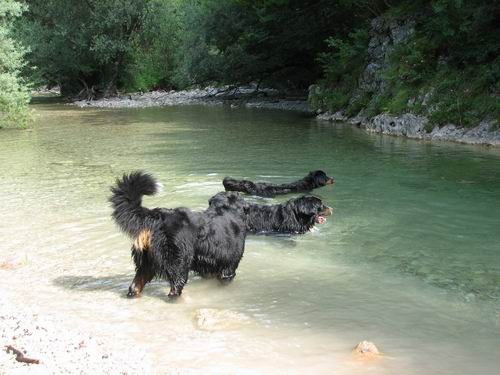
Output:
top-left (315, 215), bottom-right (327, 224)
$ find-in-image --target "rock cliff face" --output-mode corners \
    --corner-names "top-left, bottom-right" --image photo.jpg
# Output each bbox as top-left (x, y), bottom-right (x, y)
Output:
top-left (311, 16), bottom-right (499, 146)
top-left (358, 17), bottom-right (414, 95)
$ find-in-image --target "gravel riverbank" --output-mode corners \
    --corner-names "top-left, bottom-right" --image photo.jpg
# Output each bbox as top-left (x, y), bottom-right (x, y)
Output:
top-left (0, 295), bottom-right (153, 375)
top-left (71, 87), bottom-right (309, 112)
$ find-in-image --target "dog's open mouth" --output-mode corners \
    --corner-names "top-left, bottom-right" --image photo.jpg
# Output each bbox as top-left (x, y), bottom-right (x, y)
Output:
top-left (326, 178), bottom-right (335, 185)
top-left (315, 207), bottom-right (333, 224)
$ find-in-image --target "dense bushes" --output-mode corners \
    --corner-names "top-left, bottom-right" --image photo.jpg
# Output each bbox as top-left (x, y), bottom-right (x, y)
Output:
top-left (0, 0), bottom-right (30, 128)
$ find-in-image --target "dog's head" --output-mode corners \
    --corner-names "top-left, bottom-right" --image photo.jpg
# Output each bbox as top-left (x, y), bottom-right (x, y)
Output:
top-left (208, 192), bottom-right (250, 216)
top-left (307, 170), bottom-right (335, 188)
top-left (288, 196), bottom-right (333, 226)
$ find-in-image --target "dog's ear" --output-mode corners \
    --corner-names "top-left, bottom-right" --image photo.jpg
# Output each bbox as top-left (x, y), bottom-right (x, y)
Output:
top-left (296, 196), bottom-right (324, 217)
top-left (311, 170), bottom-right (327, 185)
top-left (288, 197), bottom-right (312, 217)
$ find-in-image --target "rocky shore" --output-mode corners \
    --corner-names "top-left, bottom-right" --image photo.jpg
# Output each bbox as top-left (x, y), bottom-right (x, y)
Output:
top-left (317, 111), bottom-right (500, 146)
top-left (72, 87), bottom-right (309, 112)
top-left (0, 295), bottom-right (152, 374)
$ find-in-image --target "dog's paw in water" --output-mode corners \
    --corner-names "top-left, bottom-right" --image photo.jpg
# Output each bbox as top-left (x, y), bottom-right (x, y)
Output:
top-left (167, 291), bottom-right (180, 299)
top-left (127, 289), bottom-right (138, 298)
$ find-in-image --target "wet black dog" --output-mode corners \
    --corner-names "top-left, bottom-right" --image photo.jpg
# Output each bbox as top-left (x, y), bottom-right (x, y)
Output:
top-left (209, 192), bottom-right (333, 234)
top-left (110, 172), bottom-right (247, 299)
top-left (222, 170), bottom-right (335, 198)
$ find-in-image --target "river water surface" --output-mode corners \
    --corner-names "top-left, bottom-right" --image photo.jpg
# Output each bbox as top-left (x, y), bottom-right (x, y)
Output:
top-left (1, 100), bottom-right (500, 374)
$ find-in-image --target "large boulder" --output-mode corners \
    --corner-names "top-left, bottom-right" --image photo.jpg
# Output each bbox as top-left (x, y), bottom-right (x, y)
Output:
top-left (367, 113), bottom-right (428, 138)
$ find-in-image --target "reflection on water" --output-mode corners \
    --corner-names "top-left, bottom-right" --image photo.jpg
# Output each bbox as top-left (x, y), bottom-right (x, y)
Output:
top-left (1, 101), bottom-right (500, 373)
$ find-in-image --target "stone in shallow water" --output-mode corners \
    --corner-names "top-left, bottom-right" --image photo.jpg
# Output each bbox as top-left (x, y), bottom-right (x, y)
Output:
top-left (0, 254), bottom-right (28, 270)
top-left (352, 340), bottom-right (382, 360)
top-left (193, 308), bottom-right (251, 331)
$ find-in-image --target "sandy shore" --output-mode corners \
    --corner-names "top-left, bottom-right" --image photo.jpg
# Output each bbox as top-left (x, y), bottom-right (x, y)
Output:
top-left (71, 87), bottom-right (309, 112)
top-left (0, 294), bottom-right (153, 375)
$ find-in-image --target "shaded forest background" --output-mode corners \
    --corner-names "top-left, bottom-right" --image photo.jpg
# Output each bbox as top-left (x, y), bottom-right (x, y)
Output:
top-left (1, 0), bottom-right (499, 128)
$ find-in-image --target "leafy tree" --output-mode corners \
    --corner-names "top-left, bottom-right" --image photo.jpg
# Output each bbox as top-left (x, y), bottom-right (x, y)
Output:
top-left (0, 0), bottom-right (30, 128)
top-left (19, 0), bottom-right (158, 97)
top-left (122, 0), bottom-right (181, 91)
top-left (175, 0), bottom-right (371, 89)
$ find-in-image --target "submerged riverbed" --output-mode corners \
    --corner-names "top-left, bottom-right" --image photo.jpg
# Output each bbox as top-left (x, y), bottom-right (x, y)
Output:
top-left (1, 100), bottom-right (500, 374)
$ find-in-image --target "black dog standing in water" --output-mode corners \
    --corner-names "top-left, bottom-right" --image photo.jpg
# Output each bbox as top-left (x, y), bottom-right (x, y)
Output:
top-left (209, 192), bottom-right (333, 234)
top-left (109, 172), bottom-right (248, 299)
top-left (223, 170), bottom-right (335, 197)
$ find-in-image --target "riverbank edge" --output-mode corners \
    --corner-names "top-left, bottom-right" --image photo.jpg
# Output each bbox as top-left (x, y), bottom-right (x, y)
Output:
top-left (70, 87), bottom-right (309, 112)
top-left (317, 110), bottom-right (500, 146)
top-left (69, 87), bottom-right (499, 146)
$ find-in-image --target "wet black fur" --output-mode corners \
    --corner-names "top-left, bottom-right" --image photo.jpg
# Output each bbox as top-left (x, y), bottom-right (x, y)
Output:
top-left (222, 170), bottom-right (334, 198)
top-left (110, 172), bottom-right (247, 298)
top-left (209, 192), bottom-right (331, 234)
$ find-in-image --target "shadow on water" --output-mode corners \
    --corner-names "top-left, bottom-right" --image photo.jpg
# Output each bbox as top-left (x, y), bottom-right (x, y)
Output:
top-left (52, 272), bottom-right (236, 302)
top-left (30, 95), bottom-right (64, 105)
top-left (52, 274), bottom-right (180, 301)
top-left (53, 274), bottom-right (133, 297)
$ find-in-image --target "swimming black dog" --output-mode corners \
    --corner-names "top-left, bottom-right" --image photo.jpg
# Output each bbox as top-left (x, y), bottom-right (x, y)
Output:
top-left (209, 192), bottom-right (333, 234)
top-left (222, 170), bottom-right (335, 197)
top-left (110, 172), bottom-right (247, 299)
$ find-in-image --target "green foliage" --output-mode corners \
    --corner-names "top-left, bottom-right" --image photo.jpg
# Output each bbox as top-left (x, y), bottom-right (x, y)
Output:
top-left (381, 0), bottom-right (500, 127)
top-left (122, 0), bottom-right (181, 91)
top-left (425, 62), bottom-right (500, 127)
top-left (17, 0), bottom-right (177, 97)
top-left (174, 0), bottom-right (371, 89)
top-left (319, 29), bottom-right (370, 86)
top-left (0, 0), bottom-right (30, 128)
top-left (316, 27), bottom-right (369, 113)
top-left (316, 0), bottom-right (499, 127)
top-left (345, 91), bottom-right (371, 117)
top-left (384, 36), bottom-right (436, 86)
top-left (364, 94), bottom-right (388, 119)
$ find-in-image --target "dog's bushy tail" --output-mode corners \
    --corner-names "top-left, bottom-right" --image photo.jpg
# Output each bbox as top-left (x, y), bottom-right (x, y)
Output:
top-left (109, 171), bottom-right (160, 237)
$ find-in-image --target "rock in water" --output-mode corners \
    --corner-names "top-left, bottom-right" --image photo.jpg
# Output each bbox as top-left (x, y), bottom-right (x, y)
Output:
top-left (352, 340), bottom-right (382, 360)
top-left (194, 308), bottom-right (250, 331)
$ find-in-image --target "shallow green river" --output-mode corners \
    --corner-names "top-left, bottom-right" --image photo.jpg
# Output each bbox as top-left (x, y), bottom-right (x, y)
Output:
top-left (1, 100), bottom-right (499, 374)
